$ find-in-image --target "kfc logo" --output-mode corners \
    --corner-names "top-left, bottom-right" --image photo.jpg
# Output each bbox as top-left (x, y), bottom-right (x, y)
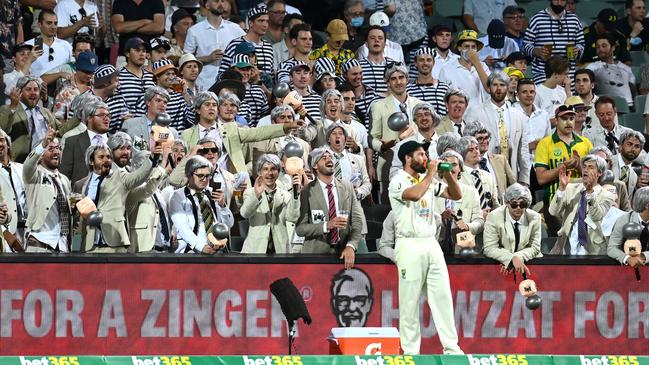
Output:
top-left (330, 268), bottom-right (374, 327)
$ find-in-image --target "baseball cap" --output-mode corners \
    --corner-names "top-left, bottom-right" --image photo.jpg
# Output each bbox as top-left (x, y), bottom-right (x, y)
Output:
top-left (152, 59), bottom-right (178, 77)
top-left (456, 30), bottom-right (484, 51)
top-left (94, 64), bottom-right (119, 87)
top-left (502, 5), bottom-right (525, 17)
top-left (487, 19), bottom-right (506, 49)
top-left (326, 19), bottom-right (349, 42)
top-left (398, 140), bottom-right (430, 163)
top-left (598, 8), bottom-right (618, 30)
top-left (234, 41), bottom-right (256, 56)
top-left (76, 51), bottom-right (99, 73)
top-left (150, 37), bottom-right (171, 51)
top-left (233, 54), bottom-right (253, 69)
top-left (291, 60), bottom-right (311, 73)
top-left (555, 104), bottom-right (577, 118)
top-left (369, 11), bottom-right (389, 27)
top-left (12, 42), bottom-right (33, 55)
top-left (124, 37), bottom-right (146, 52)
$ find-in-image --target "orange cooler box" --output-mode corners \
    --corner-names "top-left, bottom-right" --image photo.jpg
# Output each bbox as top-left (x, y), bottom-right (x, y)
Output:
top-left (328, 327), bottom-right (401, 355)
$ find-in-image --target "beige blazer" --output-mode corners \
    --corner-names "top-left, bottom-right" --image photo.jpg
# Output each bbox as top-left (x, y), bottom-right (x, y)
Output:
top-left (369, 95), bottom-right (422, 182)
top-left (0, 104), bottom-right (58, 163)
top-left (483, 205), bottom-right (543, 267)
top-left (611, 155), bottom-right (638, 199)
top-left (240, 187), bottom-right (300, 253)
top-left (0, 162), bottom-right (24, 235)
top-left (488, 153), bottom-right (516, 201)
top-left (22, 147), bottom-right (71, 238)
top-left (436, 117), bottom-right (463, 136)
top-left (182, 121), bottom-right (287, 177)
top-left (548, 183), bottom-right (615, 255)
top-left (465, 102), bottom-right (531, 184)
top-left (125, 166), bottom-right (168, 252)
top-left (460, 166), bottom-right (500, 208)
top-left (433, 183), bottom-right (485, 241)
top-left (74, 161), bottom-right (153, 251)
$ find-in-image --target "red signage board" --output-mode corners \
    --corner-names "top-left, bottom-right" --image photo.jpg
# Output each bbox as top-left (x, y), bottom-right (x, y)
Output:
top-left (0, 263), bottom-right (646, 355)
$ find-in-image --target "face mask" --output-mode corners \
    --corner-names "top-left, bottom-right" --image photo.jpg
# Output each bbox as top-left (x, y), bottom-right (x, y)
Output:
top-left (350, 16), bottom-right (364, 28)
top-left (550, 4), bottom-right (565, 14)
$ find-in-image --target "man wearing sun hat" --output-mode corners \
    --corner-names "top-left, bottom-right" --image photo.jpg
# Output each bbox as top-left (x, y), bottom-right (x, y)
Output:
top-left (438, 30), bottom-right (491, 109)
top-left (309, 19), bottom-right (355, 76)
top-left (179, 53), bottom-right (203, 99)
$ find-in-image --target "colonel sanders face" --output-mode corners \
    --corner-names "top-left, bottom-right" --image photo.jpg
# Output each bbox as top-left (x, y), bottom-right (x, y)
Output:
top-left (330, 268), bottom-right (374, 327)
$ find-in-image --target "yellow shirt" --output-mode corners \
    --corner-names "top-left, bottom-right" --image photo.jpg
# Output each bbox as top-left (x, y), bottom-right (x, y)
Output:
top-left (534, 132), bottom-right (593, 202)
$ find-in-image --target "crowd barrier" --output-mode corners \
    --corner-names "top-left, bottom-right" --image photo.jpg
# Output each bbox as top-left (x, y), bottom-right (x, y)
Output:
top-left (0, 255), bottom-right (646, 355)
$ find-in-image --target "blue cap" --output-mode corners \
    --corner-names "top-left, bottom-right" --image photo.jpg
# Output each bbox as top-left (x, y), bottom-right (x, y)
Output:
top-left (234, 41), bottom-right (256, 56)
top-left (76, 51), bottom-right (99, 73)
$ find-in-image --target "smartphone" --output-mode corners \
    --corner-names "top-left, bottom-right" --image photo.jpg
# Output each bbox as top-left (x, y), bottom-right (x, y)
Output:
top-left (210, 181), bottom-right (222, 191)
top-left (34, 37), bottom-right (43, 50)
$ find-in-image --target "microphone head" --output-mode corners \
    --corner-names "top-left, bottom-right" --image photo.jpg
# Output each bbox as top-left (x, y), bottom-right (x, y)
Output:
top-left (153, 112), bottom-right (173, 127)
top-left (622, 222), bottom-right (643, 239)
top-left (272, 82), bottom-right (291, 98)
top-left (283, 141), bottom-right (304, 158)
top-left (87, 211), bottom-right (103, 227)
top-left (210, 222), bottom-right (230, 240)
top-left (387, 112), bottom-right (409, 131)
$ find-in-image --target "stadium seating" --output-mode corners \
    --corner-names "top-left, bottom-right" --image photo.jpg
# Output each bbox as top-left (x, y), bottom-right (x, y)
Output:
top-left (612, 95), bottom-right (630, 114)
top-left (620, 112), bottom-right (645, 132)
top-left (635, 94), bottom-right (647, 113)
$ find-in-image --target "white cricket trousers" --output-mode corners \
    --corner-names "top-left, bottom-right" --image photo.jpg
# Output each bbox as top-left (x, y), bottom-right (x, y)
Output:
top-left (395, 237), bottom-right (463, 355)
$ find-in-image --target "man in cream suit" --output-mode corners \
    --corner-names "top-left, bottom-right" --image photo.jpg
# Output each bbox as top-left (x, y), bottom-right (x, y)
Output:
top-left (608, 186), bottom-right (649, 267)
top-left (435, 89), bottom-right (469, 136)
top-left (464, 121), bottom-right (516, 200)
top-left (295, 148), bottom-right (363, 269)
top-left (0, 76), bottom-right (57, 163)
top-left (457, 136), bottom-right (500, 211)
top-left (434, 150), bottom-right (484, 253)
top-left (121, 86), bottom-right (180, 149)
top-left (240, 154), bottom-right (301, 254)
top-left (251, 105), bottom-right (311, 167)
top-left (483, 184), bottom-right (542, 273)
top-left (583, 96), bottom-right (635, 155)
top-left (369, 63), bottom-right (422, 202)
top-left (73, 144), bottom-right (154, 252)
top-left (549, 155), bottom-right (616, 255)
top-left (181, 91), bottom-right (303, 177)
top-left (611, 130), bottom-right (643, 199)
top-left (0, 130), bottom-right (27, 248)
top-left (466, 71), bottom-right (530, 185)
top-left (23, 128), bottom-right (72, 252)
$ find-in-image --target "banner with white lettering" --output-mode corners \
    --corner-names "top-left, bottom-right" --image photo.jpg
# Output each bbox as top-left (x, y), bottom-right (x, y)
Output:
top-left (0, 263), bottom-right (646, 355)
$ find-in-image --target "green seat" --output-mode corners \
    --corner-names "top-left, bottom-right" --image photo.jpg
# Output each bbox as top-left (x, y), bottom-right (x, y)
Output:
top-left (635, 94), bottom-right (647, 113)
top-left (576, 2), bottom-right (609, 19)
top-left (612, 95), bottom-right (631, 114)
top-left (425, 15), bottom-right (455, 31)
top-left (631, 66), bottom-right (642, 86)
top-left (620, 113), bottom-right (645, 133)
top-left (630, 51), bottom-right (649, 66)
top-left (230, 236), bottom-right (245, 253)
top-left (435, 1), bottom-right (463, 17)
top-left (521, 1), bottom-right (549, 16)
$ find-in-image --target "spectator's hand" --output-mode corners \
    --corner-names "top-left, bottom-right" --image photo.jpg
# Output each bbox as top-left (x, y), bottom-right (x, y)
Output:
top-left (189, 143), bottom-right (203, 157)
top-left (327, 216), bottom-right (348, 230)
top-left (340, 246), bottom-right (356, 269)
top-left (628, 254), bottom-right (646, 268)
top-left (0, 205), bottom-right (8, 225)
top-left (209, 49), bottom-right (224, 63)
top-left (210, 238), bottom-right (227, 249)
top-left (467, 49), bottom-right (481, 65)
top-left (250, 66), bottom-right (261, 83)
top-left (441, 208), bottom-right (455, 221)
top-left (484, 55), bottom-right (499, 67)
top-left (151, 143), bottom-right (163, 156)
top-left (456, 219), bottom-right (469, 231)
top-left (345, 136), bottom-right (359, 152)
top-left (212, 189), bottom-right (226, 207)
top-left (284, 119), bottom-right (305, 131)
top-left (528, 139), bottom-right (540, 151)
top-left (367, 164), bottom-right (376, 182)
top-left (511, 255), bottom-right (531, 275)
top-left (380, 139), bottom-right (397, 152)
top-left (201, 244), bottom-right (218, 254)
top-left (41, 126), bottom-right (57, 148)
top-left (637, 172), bottom-right (649, 188)
top-left (254, 176), bottom-right (264, 198)
top-left (500, 264), bottom-right (512, 275)
top-left (631, 21), bottom-right (644, 37)
top-left (292, 174), bottom-right (302, 190)
top-left (30, 47), bottom-right (43, 62)
top-left (558, 164), bottom-right (570, 191)
top-left (533, 47), bottom-right (551, 60)
top-left (9, 88), bottom-right (20, 108)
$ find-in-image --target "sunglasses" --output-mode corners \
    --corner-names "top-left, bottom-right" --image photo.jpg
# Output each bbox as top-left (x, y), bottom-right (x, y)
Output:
top-left (198, 147), bottom-right (219, 154)
top-left (48, 47), bottom-right (54, 62)
top-left (556, 104), bottom-right (575, 113)
top-left (509, 201), bottom-right (528, 209)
